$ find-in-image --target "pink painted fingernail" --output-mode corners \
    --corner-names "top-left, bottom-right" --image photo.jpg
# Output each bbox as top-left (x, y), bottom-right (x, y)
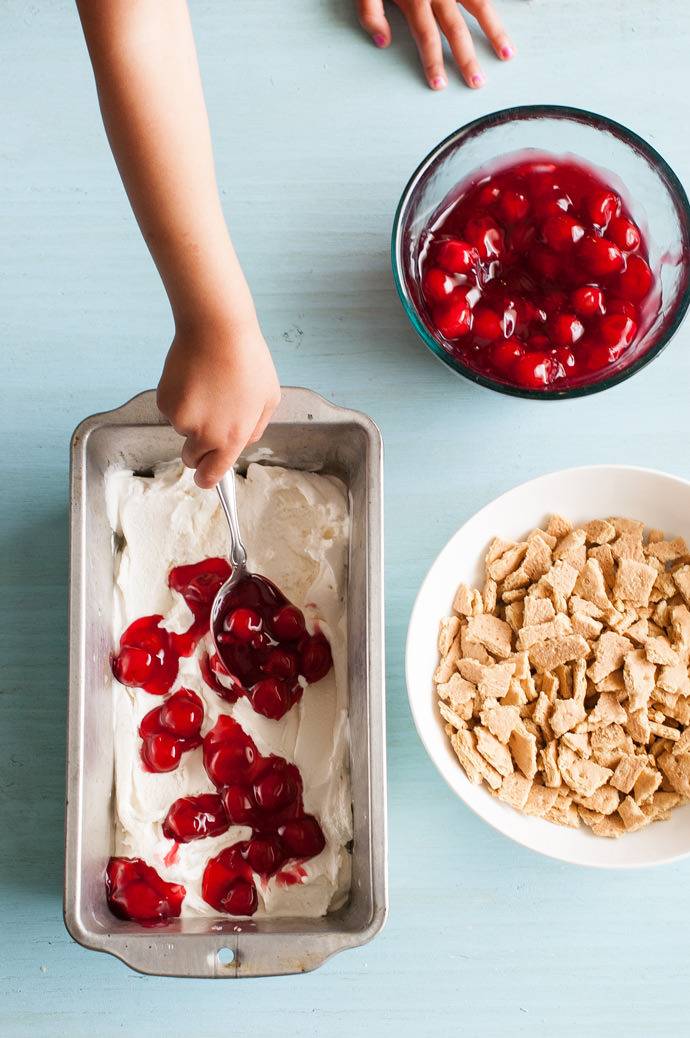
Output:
top-left (373, 33), bottom-right (386, 47)
top-left (471, 73), bottom-right (485, 88)
top-left (502, 44), bottom-right (515, 59)
top-left (432, 76), bottom-right (446, 90)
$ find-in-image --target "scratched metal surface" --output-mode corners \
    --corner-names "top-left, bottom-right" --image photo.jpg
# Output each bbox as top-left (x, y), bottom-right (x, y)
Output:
top-left (3, 1), bottom-right (690, 1034)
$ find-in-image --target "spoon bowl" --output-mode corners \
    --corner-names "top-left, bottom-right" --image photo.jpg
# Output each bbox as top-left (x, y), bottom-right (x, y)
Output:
top-left (210, 469), bottom-right (250, 656)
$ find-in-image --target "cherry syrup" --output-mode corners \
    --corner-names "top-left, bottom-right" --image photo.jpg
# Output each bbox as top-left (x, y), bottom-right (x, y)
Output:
top-left (416, 152), bottom-right (657, 390)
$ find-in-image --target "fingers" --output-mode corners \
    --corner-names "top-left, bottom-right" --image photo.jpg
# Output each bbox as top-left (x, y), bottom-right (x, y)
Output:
top-left (398, 0), bottom-right (448, 89)
top-left (356, 0), bottom-right (392, 48)
top-left (461, 0), bottom-right (515, 63)
top-left (392, 0), bottom-right (516, 91)
top-left (192, 447), bottom-right (237, 490)
top-left (433, 0), bottom-right (482, 88)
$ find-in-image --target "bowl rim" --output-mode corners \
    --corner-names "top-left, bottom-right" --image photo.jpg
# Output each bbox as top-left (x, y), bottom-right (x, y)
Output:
top-left (391, 104), bottom-right (690, 400)
top-left (405, 462), bottom-right (690, 868)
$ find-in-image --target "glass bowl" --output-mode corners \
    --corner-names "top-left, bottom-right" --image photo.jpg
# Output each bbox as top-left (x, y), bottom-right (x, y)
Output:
top-left (392, 105), bottom-right (690, 398)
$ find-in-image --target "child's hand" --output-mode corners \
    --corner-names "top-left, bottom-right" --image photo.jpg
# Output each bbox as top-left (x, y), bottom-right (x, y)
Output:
top-left (157, 315), bottom-right (281, 490)
top-left (357, 0), bottom-right (515, 90)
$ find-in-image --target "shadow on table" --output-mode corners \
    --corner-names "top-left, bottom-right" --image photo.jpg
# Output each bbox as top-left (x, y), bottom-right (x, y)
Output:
top-left (1, 507), bottom-right (69, 904)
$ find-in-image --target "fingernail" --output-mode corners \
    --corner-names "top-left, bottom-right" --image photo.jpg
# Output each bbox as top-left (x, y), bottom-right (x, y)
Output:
top-left (471, 73), bottom-right (485, 88)
top-left (502, 44), bottom-right (515, 59)
top-left (431, 76), bottom-right (446, 90)
top-left (373, 33), bottom-right (386, 47)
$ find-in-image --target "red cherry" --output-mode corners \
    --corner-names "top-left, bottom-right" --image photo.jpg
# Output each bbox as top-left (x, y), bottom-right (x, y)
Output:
top-left (472, 306), bottom-right (504, 342)
top-left (250, 678), bottom-right (293, 720)
top-left (224, 607), bottom-right (262, 643)
top-left (434, 293), bottom-right (472, 340)
top-left (435, 239), bottom-right (479, 275)
top-left (159, 689), bottom-right (204, 738)
top-left (617, 254), bottom-right (653, 303)
top-left (261, 647), bottom-right (298, 679)
top-left (571, 285), bottom-right (606, 318)
top-left (169, 558), bottom-right (231, 607)
top-left (106, 857), bottom-right (185, 923)
top-left (245, 834), bottom-right (286, 875)
top-left (112, 646), bottom-right (153, 686)
top-left (550, 346), bottom-right (576, 376)
top-left (583, 190), bottom-right (620, 228)
top-left (579, 342), bottom-right (613, 372)
top-left (541, 213), bottom-right (584, 253)
top-left (606, 296), bottom-right (638, 320)
top-left (512, 351), bottom-right (556, 388)
top-left (271, 604), bottom-right (306, 641)
top-left (202, 847), bottom-right (258, 916)
top-left (549, 312), bottom-right (584, 348)
top-left (464, 217), bottom-right (503, 261)
top-left (222, 785), bottom-right (260, 827)
top-left (421, 267), bottom-right (456, 305)
top-left (597, 314), bottom-right (637, 358)
top-left (299, 633), bottom-right (333, 684)
top-left (477, 184), bottom-right (501, 208)
top-left (111, 615), bottom-right (178, 695)
top-left (499, 189), bottom-right (530, 224)
top-left (140, 731), bottom-right (184, 773)
top-left (163, 794), bottom-right (229, 843)
top-left (279, 816), bottom-right (326, 859)
top-left (253, 762), bottom-right (302, 814)
top-left (203, 716), bottom-right (264, 786)
top-left (578, 235), bottom-right (624, 277)
top-left (490, 338), bottom-right (525, 374)
top-left (607, 217), bottom-right (641, 252)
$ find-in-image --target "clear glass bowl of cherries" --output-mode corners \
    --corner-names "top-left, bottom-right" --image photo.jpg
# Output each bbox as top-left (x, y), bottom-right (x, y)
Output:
top-left (392, 105), bottom-right (690, 397)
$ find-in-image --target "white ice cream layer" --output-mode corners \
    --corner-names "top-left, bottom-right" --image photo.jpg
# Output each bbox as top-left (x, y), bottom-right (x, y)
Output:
top-left (106, 459), bottom-right (352, 918)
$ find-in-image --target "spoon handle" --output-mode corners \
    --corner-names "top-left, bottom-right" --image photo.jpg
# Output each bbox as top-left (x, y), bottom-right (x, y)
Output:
top-left (216, 470), bottom-right (248, 571)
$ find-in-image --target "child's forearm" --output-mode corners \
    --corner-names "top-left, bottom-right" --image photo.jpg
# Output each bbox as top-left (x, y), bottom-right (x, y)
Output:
top-left (75, 0), bottom-right (254, 332)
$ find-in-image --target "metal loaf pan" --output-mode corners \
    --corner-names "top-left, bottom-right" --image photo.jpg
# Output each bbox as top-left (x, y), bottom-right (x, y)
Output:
top-left (65, 388), bottom-right (387, 977)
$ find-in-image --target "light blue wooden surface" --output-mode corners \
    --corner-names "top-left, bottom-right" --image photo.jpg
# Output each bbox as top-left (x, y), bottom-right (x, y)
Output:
top-left (3, 1), bottom-right (690, 1034)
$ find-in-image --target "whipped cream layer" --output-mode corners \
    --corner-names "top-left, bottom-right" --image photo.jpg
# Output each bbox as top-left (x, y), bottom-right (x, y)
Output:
top-left (106, 459), bottom-right (352, 918)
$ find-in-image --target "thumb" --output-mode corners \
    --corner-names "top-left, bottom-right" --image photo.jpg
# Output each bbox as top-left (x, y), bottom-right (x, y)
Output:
top-left (356, 0), bottom-right (392, 47)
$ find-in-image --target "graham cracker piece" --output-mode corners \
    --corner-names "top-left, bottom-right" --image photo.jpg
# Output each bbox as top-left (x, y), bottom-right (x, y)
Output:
top-left (574, 783), bottom-right (620, 816)
top-left (452, 583), bottom-right (482, 617)
top-left (475, 725), bottom-right (514, 777)
top-left (557, 744), bottom-right (613, 799)
top-left (610, 754), bottom-right (647, 794)
top-left (618, 795), bottom-right (651, 832)
top-left (646, 536), bottom-right (688, 564)
top-left (623, 648), bottom-right (656, 713)
top-left (509, 722), bottom-right (538, 780)
top-left (496, 771), bottom-right (532, 810)
top-left (614, 557), bottom-right (658, 608)
top-left (590, 813), bottom-right (626, 838)
top-left (465, 613), bottom-right (513, 660)
top-left (658, 751), bottom-right (690, 797)
top-left (587, 630), bottom-right (633, 684)
top-left (438, 615), bottom-right (462, 656)
top-left (581, 518), bottom-right (616, 544)
top-left (528, 634), bottom-right (590, 674)
top-left (672, 564), bottom-right (690, 608)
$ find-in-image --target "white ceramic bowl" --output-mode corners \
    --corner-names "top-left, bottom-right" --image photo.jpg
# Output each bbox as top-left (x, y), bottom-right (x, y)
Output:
top-left (406, 464), bottom-right (690, 868)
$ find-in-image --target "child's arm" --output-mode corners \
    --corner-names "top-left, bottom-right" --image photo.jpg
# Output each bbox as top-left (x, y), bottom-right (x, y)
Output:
top-left (357, 0), bottom-right (515, 89)
top-left (75, 0), bottom-right (281, 489)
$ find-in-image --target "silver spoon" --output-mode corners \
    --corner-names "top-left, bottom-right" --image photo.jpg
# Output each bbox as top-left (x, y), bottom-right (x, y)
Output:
top-left (210, 468), bottom-right (249, 655)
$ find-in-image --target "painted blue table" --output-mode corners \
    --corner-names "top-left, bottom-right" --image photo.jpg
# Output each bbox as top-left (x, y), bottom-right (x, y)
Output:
top-left (3, 1), bottom-right (690, 1034)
